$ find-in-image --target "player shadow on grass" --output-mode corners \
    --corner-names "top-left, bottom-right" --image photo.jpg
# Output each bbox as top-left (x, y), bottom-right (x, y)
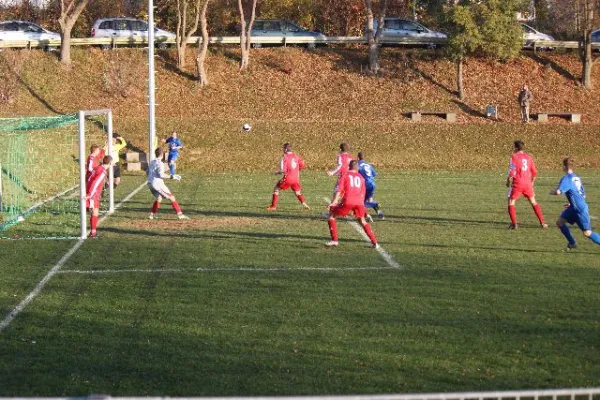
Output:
top-left (123, 208), bottom-right (326, 222)
top-left (385, 214), bottom-right (509, 227)
top-left (100, 226), bottom-right (350, 244)
top-left (418, 242), bottom-right (597, 255)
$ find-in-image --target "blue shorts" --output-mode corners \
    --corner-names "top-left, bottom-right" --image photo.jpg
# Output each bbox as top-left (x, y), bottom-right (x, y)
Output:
top-left (561, 206), bottom-right (592, 232)
top-left (365, 183), bottom-right (376, 200)
top-left (167, 152), bottom-right (179, 163)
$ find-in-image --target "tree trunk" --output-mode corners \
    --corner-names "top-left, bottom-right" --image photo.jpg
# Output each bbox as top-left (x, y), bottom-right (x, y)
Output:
top-left (457, 56), bottom-right (464, 100)
top-left (238, 0), bottom-right (257, 71)
top-left (60, 28), bottom-right (72, 65)
top-left (176, 0), bottom-right (188, 70)
top-left (196, 0), bottom-right (210, 86)
top-left (582, 37), bottom-right (593, 89)
top-left (364, 0), bottom-right (388, 75)
top-left (58, 0), bottom-right (90, 65)
top-left (365, 1), bottom-right (377, 74)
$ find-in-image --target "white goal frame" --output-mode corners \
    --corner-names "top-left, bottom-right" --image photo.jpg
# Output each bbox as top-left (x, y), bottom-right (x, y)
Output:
top-left (78, 109), bottom-right (115, 240)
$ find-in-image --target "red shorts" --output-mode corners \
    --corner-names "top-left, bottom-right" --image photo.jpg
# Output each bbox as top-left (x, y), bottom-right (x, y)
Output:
top-left (86, 195), bottom-right (101, 210)
top-left (331, 204), bottom-right (367, 219)
top-left (508, 185), bottom-right (534, 200)
top-left (276, 179), bottom-right (301, 192)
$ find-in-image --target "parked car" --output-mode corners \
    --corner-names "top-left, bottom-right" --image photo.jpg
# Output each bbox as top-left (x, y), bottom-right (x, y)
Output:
top-left (91, 18), bottom-right (175, 49)
top-left (592, 29), bottom-right (600, 42)
top-left (250, 19), bottom-right (326, 49)
top-left (0, 20), bottom-right (60, 50)
top-left (371, 18), bottom-right (447, 47)
top-left (521, 23), bottom-right (554, 48)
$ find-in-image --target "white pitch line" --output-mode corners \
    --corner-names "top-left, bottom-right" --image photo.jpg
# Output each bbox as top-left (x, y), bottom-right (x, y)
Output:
top-left (323, 197), bottom-right (402, 269)
top-left (0, 182), bottom-right (146, 333)
top-left (58, 266), bottom-right (400, 275)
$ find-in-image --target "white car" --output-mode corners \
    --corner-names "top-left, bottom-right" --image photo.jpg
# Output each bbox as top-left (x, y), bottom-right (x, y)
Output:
top-left (91, 18), bottom-right (175, 49)
top-left (251, 19), bottom-right (327, 49)
top-left (371, 18), bottom-right (447, 47)
top-left (0, 20), bottom-right (60, 50)
top-left (521, 23), bottom-right (554, 47)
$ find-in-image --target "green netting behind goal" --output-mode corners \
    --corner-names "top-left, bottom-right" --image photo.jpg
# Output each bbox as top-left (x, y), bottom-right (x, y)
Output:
top-left (0, 114), bottom-right (109, 239)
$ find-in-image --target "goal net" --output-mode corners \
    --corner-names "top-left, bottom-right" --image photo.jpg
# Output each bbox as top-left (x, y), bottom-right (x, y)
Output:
top-left (0, 110), bottom-right (115, 240)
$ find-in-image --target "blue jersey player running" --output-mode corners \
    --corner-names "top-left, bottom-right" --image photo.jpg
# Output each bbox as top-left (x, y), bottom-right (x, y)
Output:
top-left (549, 157), bottom-right (600, 251)
top-left (357, 152), bottom-right (384, 221)
top-left (164, 131), bottom-right (183, 179)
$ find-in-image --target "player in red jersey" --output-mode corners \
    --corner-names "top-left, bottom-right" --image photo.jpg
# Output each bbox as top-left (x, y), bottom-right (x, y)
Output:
top-left (506, 140), bottom-right (547, 229)
top-left (327, 143), bottom-right (353, 197)
top-left (326, 160), bottom-right (379, 248)
top-left (85, 155), bottom-right (112, 238)
top-left (267, 143), bottom-right (310, 211)
top-left (85, 144), bottom-right (103, 180)
top-left (327, 142), bottom-right (353, 177)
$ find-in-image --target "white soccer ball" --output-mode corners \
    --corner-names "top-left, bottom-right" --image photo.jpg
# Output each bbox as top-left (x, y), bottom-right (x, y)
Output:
top-left (242, 123), bottom-right (252, 132)
top-left (17, 216), bottom-right (25, 222)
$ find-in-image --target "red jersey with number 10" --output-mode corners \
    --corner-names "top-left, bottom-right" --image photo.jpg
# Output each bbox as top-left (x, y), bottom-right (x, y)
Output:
top-left (509, 151), bottom-right (537, 188)
top-left (281, 152), bottom-right (305, 184)
top-left (338, 171), bottom-right (366, 207)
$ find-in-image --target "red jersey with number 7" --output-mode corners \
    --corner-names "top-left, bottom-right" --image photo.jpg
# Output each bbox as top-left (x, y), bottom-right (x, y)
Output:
top-left (281, 152), bottom-right (305, 184)
top-left (509, 151), bottom-right (537, 188)
top-left (338, 171), bottom-right (366, 207)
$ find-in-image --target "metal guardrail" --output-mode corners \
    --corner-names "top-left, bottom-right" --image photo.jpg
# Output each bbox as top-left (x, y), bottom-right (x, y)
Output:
top-left (0, 35), bottom-right (597, 50)
top-left (2, 388), bottom-right (600, 400)
top-left (531, 40), bottom-right (600, 51)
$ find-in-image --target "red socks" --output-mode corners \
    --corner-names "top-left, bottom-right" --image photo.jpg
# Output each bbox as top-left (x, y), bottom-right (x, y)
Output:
top-left (508, 205), bottom-right (517, 225)
top-left (532, 204), bottom-right (545, 224)
top-left (363, 223), bottom-right (377, 245)
top-left (509, 204), bottom-right (545, 225)
top-left (271, 193), bottom-right (279, 208)
top-left (297, 194), bottom-right (305, 204)
top-left (90, 215), bottom-right (98, 235)
top-left (151, 201), bottom-right (160, 215)
top-left (328, 218), bottom-right (338, 241)
top-left (172, 201), bottom-right (182, 215)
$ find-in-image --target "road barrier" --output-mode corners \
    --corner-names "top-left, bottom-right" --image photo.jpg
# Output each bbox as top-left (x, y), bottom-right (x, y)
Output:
top-left (1, 35), bottom-right (596, 50)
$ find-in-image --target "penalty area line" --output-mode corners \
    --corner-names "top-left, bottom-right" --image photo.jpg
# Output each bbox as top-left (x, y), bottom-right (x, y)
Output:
top-left (0, 182), bottom-right (147, 333)
top-left (323, 197), bottom-right (402, 270)
top-left (58, 266), bottom-right (400, 275)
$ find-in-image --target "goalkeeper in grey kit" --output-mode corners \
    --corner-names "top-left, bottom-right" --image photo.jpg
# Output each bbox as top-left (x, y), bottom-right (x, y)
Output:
top-left (147, 148), bottom-right (189, 220)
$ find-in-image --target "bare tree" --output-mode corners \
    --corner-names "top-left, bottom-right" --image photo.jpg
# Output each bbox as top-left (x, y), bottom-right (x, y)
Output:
top-left (195, 0), bottom-right (211, 85)
top-left (175, 0), bottom-right (203, 70)
top-left (576, 0), bottom-right (599, 89)
top-left (238, 0), bottom-right (258, 71)
top-left (364, 0), bottom-right (388, 74)
top-left (58, 0), bottom-right (89, 65)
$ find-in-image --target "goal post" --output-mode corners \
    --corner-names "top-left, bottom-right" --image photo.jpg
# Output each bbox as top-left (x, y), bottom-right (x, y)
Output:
top-left (0, 109), bottom-right (114, 240)
top-left (78, 109), bottom-right (114, 239)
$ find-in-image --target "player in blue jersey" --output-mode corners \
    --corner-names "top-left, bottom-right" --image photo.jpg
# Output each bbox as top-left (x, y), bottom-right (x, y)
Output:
top-left (357, 152), bottom-right (384, 221)
top-left (163, 131), bottom-right (183, 179)
top-left (549, 157), bottom-right (600, 251)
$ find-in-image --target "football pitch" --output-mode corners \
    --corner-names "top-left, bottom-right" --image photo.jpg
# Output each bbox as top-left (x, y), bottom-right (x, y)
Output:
top-left (1, 170), bottom-right (599, 395)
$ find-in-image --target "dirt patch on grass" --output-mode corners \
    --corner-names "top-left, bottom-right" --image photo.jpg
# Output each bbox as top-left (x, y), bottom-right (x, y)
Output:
top-left (119, 217), bottom-right (262, 231)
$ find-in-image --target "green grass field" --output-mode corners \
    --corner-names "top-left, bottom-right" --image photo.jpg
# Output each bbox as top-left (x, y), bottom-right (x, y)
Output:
top-left (1, 170), bottom-right (599, 396)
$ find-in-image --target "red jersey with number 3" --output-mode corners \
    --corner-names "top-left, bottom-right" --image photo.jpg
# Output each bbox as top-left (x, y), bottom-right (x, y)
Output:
top-left (509, 151), bottom-right (537, 188)
top-left (86, 165), bottom-right (106, 199)
top-left (281, 152), bottom-right (305, 184)
top-left (338, 171), bottom-right (366, 207)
